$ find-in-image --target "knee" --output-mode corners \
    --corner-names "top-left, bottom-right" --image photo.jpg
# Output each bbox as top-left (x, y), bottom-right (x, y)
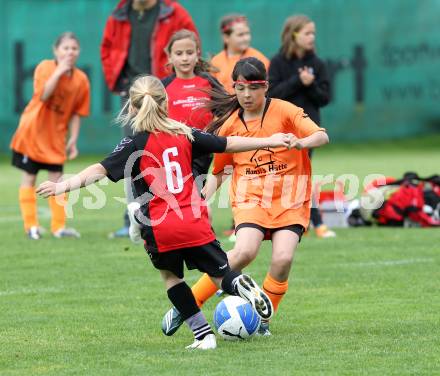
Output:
top-left (229, 245), bottom-right (259, 268)
top-left (272, 251), bottom-right (294, 269)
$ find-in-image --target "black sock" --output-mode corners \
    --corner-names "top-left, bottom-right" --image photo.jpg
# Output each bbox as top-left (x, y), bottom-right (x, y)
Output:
top-left (167, 282), bottom-right (199, 321)
top-left (221, 270), bottom-right (241, 296)
top-left (310, 207), bottom-right (323, 227)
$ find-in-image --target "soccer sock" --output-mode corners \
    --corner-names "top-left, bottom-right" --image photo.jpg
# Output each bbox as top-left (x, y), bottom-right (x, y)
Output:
top-left (49, 194), bottom-right (67, 233)
top-left (186, 311), bottom-right (213, 341)
top-left (19, 186), bottom-right (38, 231)
top-left (220, 270), bottom-right (241, 296)
top-left (167, 281), bottom-right (213, 340)
top-left (262, 273), bottom-right (289, 312)
top-left (191, 273), bottom-right (219, 307)
top-left (310, 207), bottom-right (323, 227)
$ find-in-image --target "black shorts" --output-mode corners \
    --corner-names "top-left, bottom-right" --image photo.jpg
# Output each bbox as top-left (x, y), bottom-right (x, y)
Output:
top-left (12, 151), bottom-right (63, 174)
top-left (145, 240), bottom-right (230, 279)
top-left (235, 223), bottom-right (305, 242)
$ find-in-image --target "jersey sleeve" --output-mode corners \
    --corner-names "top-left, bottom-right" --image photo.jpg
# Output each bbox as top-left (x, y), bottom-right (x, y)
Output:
top-left (74, 75), bottom-right (91, 117)
top-left (285, 102), bottom-right (326, 138)
top-left (33, 61), bottom-right (53, 99)
top-left (100, 137), bottom-right (136, 182)
top-left (191, 128), bottom-right (227, 158)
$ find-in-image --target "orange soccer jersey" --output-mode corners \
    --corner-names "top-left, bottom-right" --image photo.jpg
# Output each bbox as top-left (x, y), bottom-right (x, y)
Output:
top-left (10, 60), bottom-right (90, 165)
top-left (212, 98), bottom-right (326, 229)
top-left (211, 47), bottom-right (270, 94)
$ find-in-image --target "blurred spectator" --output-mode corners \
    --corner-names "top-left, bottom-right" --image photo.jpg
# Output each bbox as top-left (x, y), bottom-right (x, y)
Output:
top-left (211, 14), bottom-right (269, 94)
top-left (100, 0), bottom-right (198, 238)
top-left (268, 14), bottom-right (336, 238)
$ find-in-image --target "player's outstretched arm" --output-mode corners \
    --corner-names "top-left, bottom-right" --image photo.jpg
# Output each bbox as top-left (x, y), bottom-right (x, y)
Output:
top-left (225, 133), bottom-right (292, 153)
top-left (291, 130), bottom-right (329, 150)
top-left (36, 163), bottom-right (107, 198)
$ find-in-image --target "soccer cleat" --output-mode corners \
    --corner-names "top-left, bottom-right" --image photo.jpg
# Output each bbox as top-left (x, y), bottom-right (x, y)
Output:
top-left (27, 226), bottom-right (41, 240)
top-left (53, 227), bottom-right (80, 238)
top-left (315, 225), bottom-right (336, 238)
top-left (161, 306), bottom-right (184, 336)
top-left (236, 274), bottom-right (273, 320)
top-left (127, 202), bottom-right (142, 244)
top-left (185, 333), bottom-right (217, 350)
top-left (257, 320), bottom-right (272, 336)
top-left (108, 226), bottom-right (129, 239)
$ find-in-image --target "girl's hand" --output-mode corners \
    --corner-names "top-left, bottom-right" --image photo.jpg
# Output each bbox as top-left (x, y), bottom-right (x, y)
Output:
top-left (269, 133), bottom-right (294, 148)
top-left (299, 66), bottom-right (315, 86)
top-left (36, 181), bottom-right (61, 198)
top-left (66, 139), bottom-right (78, 160)
top-left (55, 57), bottom-right (74, 76)
top-left (289, 135), bottom-right (304, 150)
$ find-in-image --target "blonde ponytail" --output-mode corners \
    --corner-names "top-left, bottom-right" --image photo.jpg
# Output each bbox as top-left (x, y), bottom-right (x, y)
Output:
top-left (116, 75), bottom-right (194, 140)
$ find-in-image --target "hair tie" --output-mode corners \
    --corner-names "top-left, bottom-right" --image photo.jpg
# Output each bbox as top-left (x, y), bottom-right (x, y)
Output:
top-left (222, 16), bottom-right (248, 33)
top-left (233, 80), bottom-right (267, 86)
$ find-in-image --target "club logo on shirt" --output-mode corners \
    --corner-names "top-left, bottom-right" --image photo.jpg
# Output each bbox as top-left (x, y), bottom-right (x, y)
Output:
top-left (246, 148), bottom-right (287, 175)
top-left (251, 148), bottom-right (275, 168)
top-left (112, 137), bottom-right (132, 153)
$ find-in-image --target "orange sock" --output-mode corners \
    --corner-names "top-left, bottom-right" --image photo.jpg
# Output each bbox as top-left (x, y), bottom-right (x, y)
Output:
top-left (263, 273), bottom-right (289, 312)
top-left (19, 187), bottom-right (38, 231)
top-left (191, 273), bottom-right (218, 307)
top-left (49, 194), bottom-right (67, 233)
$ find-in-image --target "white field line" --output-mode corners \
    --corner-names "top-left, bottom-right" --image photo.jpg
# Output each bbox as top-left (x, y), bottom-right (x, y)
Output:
top-left (338, 258), bottom-right (435, 267)
top-left (0, 287), bottom-right (63, 297)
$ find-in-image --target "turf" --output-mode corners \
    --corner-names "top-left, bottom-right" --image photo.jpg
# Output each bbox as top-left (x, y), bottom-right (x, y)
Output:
top-left (1, 136), bottom-right (439, 375)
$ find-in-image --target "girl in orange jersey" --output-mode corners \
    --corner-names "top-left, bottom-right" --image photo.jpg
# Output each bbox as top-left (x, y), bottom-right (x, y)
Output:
top-left (10, 32), bottom-right (90, 240)
top-left (211, 14), bottom-right (270, 95)
top-left (161, 57), bottom-right (329, 337)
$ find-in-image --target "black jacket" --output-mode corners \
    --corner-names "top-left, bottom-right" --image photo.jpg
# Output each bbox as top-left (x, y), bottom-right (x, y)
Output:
top-left (268, 51), bottom-right (330, 125)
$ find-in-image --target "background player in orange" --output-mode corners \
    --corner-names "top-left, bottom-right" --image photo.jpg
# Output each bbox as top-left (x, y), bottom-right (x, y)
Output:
top-left (35, 75), bottom-right (294, 350)
top-left (211, 14), bottom-right (270, 94)
top-left (162, 57), bottom-right (329, 337)
top-left (10, 32), bottom-right (90, 240)
top-left (268, 14), bottom-right (336, 238)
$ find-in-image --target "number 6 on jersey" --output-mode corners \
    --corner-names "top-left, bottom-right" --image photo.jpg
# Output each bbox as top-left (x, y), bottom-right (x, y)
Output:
top-left (162, 147), bottom-right (184, 193)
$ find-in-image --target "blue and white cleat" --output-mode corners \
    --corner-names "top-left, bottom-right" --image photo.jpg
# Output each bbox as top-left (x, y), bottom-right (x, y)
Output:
top-left (162, 306), bottom-right (184, 336)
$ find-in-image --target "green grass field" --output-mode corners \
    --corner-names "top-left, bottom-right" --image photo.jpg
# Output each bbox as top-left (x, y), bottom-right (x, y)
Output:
top-left (1, 136), bottom-right (440, 375)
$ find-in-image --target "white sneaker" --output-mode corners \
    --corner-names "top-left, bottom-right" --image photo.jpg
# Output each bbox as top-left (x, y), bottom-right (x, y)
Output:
top-left (28, 226), bottom-right (41, 240)
top-left (53, 227), bottom-right (80, 238)
top-left (236, 274), bottom-right (274, 320)
top-left (185, 334), bottom-right (217, 350)
top-left (127, 202), bottom-right (142, 244)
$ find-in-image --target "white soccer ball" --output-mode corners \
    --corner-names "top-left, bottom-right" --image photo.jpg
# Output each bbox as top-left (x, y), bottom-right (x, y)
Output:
top-left (213, 296), bottom-right (261, 340)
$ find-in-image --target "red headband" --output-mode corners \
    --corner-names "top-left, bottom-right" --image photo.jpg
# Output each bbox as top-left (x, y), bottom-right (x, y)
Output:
top-left (233, 80), bottom-right (267, 86)
top-left (221, 16), bottom-right (248, 32)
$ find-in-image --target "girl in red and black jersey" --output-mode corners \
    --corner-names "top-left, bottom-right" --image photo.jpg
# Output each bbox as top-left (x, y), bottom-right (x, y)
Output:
top-left (162, 29), bottom-right (224, 179)
top-left (36, 75), bottom-right (294, 350)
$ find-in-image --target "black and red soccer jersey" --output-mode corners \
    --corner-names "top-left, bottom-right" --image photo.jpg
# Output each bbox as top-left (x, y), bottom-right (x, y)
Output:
top-left (100, 129), bottom-right (227, 253)
top-left (162, 73), bottom-right (222, 130)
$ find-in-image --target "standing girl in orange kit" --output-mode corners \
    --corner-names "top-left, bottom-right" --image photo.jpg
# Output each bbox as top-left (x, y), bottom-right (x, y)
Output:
top-left (10, 32), bottom-right (90, 239)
